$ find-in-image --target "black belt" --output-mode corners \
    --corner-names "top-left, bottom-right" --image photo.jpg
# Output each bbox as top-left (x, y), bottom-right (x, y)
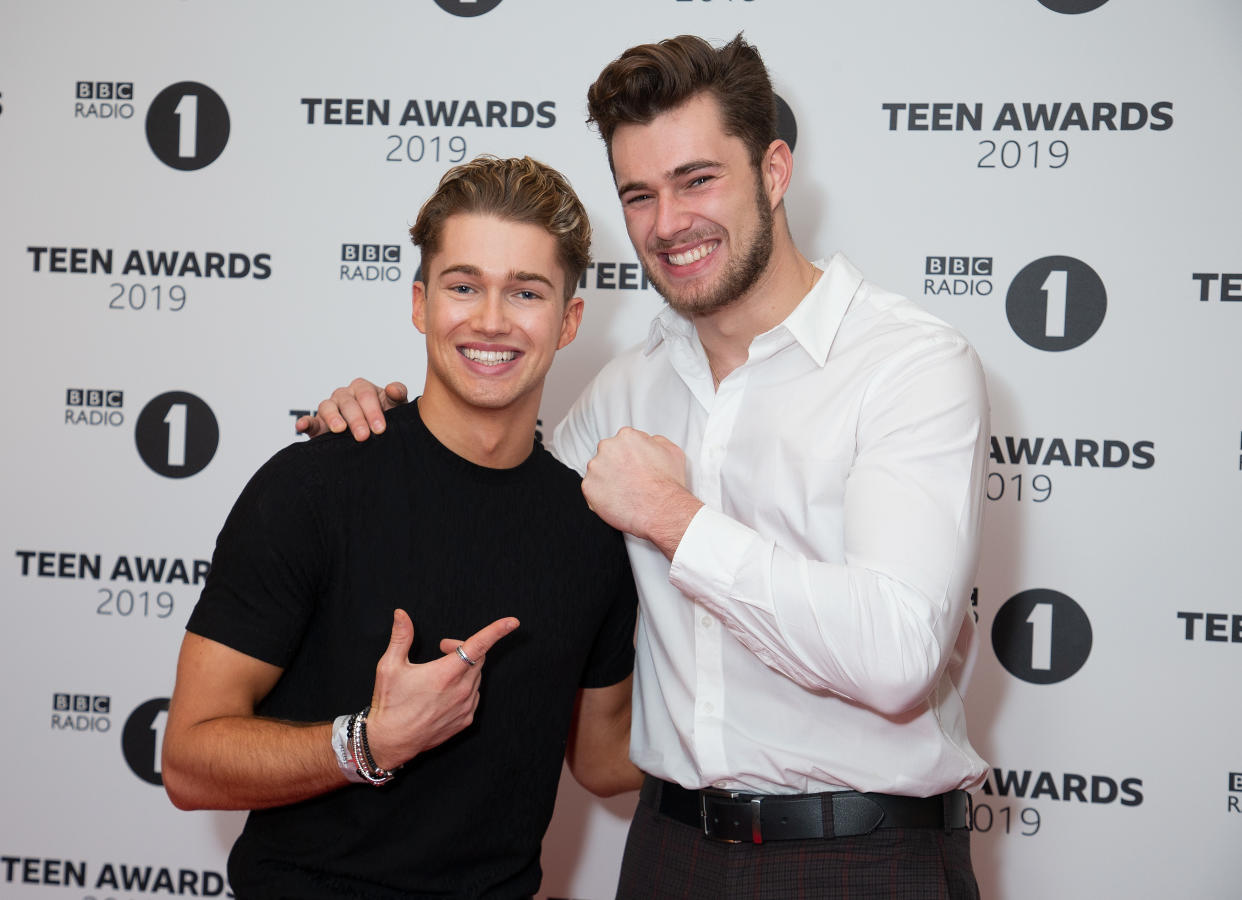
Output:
top-left (641, 776), bottom-right (970, 844)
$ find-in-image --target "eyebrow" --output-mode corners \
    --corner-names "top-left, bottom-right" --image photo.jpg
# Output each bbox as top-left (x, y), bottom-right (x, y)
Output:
top-left (616, 158), bottom-right (723, 198)
top-left (438, 263), bottom-right (555, 290)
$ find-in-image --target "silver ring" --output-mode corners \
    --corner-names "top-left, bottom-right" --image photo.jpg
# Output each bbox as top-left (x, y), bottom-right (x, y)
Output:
top-left (455, 645), bottom-right (477, 667)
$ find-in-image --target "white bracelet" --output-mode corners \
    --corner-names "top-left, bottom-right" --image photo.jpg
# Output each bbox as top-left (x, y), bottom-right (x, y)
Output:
top-left (331, 714), bottom-right (367, 784)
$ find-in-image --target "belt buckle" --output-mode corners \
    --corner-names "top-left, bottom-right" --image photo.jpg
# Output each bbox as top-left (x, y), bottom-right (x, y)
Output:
top-left (699, 788), bottom-right (764, 844)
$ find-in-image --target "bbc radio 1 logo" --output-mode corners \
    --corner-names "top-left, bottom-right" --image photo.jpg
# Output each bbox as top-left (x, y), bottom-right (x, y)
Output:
top-left (66, 387), bottom-right (219, 478)
top-left (145, 82), bottom-right (230, 171)
top-left (52, 693), bottom-right (112, 733)
top-left (342, 243), bottom-right (402, 283)
top-left (75, 81), bottom-right (134, 120)
top-left (992, 588), bottom-right (1093, 684)
top-left (435, 0), bottom-right (505, 16)
top-left (123, 698), bottom-right (169, 785)
top-left (66, 388), bottom-right (124, 427)
top-left (134, 391), bottom-right (219, 478)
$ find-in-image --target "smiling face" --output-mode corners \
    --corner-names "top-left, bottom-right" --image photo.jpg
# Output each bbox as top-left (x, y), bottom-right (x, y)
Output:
top-left (611, 93), bottom-right (775, 317)
top-left (413, 213), bottom-right (583, 423)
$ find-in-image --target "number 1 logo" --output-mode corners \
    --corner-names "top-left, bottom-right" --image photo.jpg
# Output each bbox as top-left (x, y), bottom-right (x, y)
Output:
top-left (1005, 256), bottom-right (1107, 351)
top-left (135, 391), bottom-right (219, 478)
top-left (146, 82), bottom-right (230, 170)
top-left (991, 588), bottom-right (1093, 684)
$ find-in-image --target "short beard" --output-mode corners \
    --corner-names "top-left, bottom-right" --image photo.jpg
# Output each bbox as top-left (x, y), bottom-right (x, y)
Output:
top-left (644, 178), bottom-right (775, 317)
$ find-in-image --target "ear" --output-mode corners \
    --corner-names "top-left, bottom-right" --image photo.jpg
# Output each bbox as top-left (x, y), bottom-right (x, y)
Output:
top-left (411, 281), bottom-right (428, 335)
top-left (557, 296), bottom-right (585, 350)
top-left (761, 138), bottom-right (794, 210)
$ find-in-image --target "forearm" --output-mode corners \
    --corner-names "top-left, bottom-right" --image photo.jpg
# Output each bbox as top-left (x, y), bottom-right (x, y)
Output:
top-left (162, 716), bottom-right (347, 811)
top-left (673, 517), bottom-right (973, 713)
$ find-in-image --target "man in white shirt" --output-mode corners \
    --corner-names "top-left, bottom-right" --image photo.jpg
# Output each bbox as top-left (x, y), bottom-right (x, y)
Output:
top-left (303, 33), bottom-right (988, 900)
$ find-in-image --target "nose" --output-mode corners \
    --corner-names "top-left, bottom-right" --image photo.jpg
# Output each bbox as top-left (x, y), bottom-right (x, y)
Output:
top-left (470, 291), bottom-right (509, 335)
top-left (653, 192), bottom-right (692, 243)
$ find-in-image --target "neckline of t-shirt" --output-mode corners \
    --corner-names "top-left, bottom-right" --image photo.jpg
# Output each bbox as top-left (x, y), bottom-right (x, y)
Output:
top-left (401, 397), bottom-right (542, 484)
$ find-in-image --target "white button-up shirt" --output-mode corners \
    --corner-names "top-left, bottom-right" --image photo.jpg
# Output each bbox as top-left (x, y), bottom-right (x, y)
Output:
top-left (552, 253), bottom-right (989, 797)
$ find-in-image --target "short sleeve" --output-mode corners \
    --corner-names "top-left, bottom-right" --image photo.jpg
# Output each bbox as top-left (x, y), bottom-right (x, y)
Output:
top-left (186, 444), bottom-right (328, 667)
top-left (576, 530), bottom-right (638, 690)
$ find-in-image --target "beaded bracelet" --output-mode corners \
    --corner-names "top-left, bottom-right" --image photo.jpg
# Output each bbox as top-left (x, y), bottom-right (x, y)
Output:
top-left (349, 705), bottom-right (395, 786)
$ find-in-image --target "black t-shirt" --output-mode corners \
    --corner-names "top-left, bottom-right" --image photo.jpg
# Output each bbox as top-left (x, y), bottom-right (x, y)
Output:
top-left (186, 401), bottom-right (637, 899)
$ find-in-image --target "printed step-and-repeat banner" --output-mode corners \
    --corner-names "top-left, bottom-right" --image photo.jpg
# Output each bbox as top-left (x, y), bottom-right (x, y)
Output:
top-left (2, 1), bottom-right (1238, 897)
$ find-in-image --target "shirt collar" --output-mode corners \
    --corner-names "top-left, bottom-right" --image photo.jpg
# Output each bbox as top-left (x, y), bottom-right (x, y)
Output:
top-left (642, 252), bottom-right (864, 368)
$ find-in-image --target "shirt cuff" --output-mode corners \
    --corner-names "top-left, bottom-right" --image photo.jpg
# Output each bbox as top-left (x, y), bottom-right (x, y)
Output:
top-left (669, 506), bottom-right (772, 614)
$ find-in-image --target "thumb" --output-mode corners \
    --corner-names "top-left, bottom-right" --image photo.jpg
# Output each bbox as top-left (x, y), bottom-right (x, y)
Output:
top-left (382, 608), bottom-right (414, 663)
top-left (384, 381), bottom-right (410, 407)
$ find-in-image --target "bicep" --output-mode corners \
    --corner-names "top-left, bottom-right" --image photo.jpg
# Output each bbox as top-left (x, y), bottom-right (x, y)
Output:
top-left (573, 674), bottom-right (633, 731)
top-left (565, 675), bottom-right (639, 795)
top-left (166, 632), bottom-right (284, 736)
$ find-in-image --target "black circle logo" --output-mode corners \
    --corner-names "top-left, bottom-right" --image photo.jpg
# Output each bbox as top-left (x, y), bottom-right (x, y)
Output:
top-left (434, 0), bottom-right (504, 16)
top-left (1006, 256), bottom-right (1106, 351)
top-left (135, 391), bottom-right (219, 478)
top-left (992, 589), bottom-right (1092, 684)
top-left (122, 698), bottom-right (171, 785)
top-left (1037, 0), bottom-right (1110, 12)
top-left (775, 93), bottom-right (797, 153)
top-left (146, 82), bottom-right (230, 170)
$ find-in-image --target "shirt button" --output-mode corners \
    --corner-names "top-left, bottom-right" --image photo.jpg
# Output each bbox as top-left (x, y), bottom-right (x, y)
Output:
top-left (700, 615), bottom-right (713, 628)
top-left (703, 702), bottom-right (715, 714)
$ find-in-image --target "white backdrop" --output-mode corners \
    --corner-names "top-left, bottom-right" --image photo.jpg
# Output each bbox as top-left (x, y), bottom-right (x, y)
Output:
top-left (3, 1), bottom-right (1240, 898)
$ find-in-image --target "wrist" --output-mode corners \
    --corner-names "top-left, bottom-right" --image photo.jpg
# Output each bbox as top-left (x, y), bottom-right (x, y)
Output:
top-left (643, 486), bottom-right (703, 560)
top-left (331, 714), bottom-right (366, 784)
top-left (332, 708), bottom-right (397, 786)
top-left (359, 706), bottom-right (404, 773)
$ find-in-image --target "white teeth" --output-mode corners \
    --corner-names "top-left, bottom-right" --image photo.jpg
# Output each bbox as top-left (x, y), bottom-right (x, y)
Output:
top-left (666, 242), bottom-right (718, 267)
top-left (462, 348), bottom-right (517, 366)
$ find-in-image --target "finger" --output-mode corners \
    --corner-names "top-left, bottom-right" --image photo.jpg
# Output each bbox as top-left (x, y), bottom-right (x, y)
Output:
top-left (457, 616), bottom-right (520, 663)
top-left (327, 383), bottom-right (372, 441)
top-left (651, 434), bottom-right (684, 457)
top-left (383, 382), bottom-right (410, 409)
top-left (316, 392), bottom-right (352, 435)
top-left (351, 377), bottom-right (389, 435)
top-left (439, 637), bottom-right (480, 668)
top-left (295, 414), bottom-right (325, 437)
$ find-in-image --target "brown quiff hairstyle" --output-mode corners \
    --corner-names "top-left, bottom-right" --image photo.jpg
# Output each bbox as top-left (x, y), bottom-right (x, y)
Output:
top-left (409, 155), bottom-right (591, 302)
top-left (586, 33), bottom-right (778, 172)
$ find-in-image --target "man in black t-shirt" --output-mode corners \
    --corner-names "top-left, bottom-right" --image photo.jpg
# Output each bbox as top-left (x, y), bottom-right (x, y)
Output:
top-left (162, 157), bottom-right (640, 899)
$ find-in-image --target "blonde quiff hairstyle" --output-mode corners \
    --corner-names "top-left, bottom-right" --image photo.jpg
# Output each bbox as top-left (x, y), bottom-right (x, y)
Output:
top-left (409, 155), bottom-right (592, 302)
